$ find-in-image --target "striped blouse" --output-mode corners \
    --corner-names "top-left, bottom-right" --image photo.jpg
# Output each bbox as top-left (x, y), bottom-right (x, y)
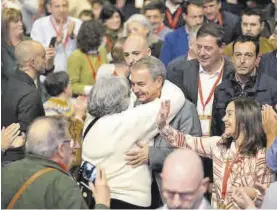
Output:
top-left (160, 125), bottom-right (275, 209)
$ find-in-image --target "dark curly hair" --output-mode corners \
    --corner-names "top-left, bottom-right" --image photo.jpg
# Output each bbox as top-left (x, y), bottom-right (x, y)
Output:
top-left (77, 20), bottom-right (105, 53)
top-left (44, 72), bottom-right (70, 97)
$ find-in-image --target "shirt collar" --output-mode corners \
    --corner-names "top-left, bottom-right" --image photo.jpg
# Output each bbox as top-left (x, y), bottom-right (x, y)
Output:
top-left (234, 69), bottom-right (257, 85)
top-left (165, 1), bottom-right (181, 14)
top-left (199, 57), bottom-right (224, 75)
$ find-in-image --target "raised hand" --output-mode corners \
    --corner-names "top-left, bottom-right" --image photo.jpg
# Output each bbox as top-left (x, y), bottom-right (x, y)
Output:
top-left (262, 104), bottom-right (277, 148)
top-left (157, 100), bottom-right (170, 129)
top-left (45, 47), bottom-right (56, 70)
top-left (74, 96), bottom-right (88, 121)
top-left (1, 123), bottom-right (24, 151)
top-left (232, 187), bottom-right (256, 209)
top-left (89, 167), bottom-right (110, 208)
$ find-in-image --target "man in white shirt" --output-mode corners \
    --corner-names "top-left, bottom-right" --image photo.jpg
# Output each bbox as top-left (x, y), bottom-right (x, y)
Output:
top-left (31, 0), bottom-right (82, 72)
top-left (160, 149), bottom-right (211, 209)
top-left (166, 23), bottom-right (235, 195)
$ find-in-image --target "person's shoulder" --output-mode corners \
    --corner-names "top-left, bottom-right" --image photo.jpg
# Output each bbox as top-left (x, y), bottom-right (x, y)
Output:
top-left (165, 27), bottom-right (185, 39)
top-left (169, 55), bottom-right (188, 67)
top-left (33, 15), bottom-right (50, 25)
top-left (258, 72), bottom-right (277, 86)
top-left (261, 50), bottom-right (276, 59)
top-left (69, 49), bottom-right (83, 57)
top-left (259, 37), bottom-right (272, 45)
top-left (222, 10), bottom-right (239, 21)
top-left (69, 16), bottom-right (82, 25)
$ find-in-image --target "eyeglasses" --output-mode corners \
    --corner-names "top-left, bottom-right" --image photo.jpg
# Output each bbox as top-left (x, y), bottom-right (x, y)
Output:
top-left (63, 139), bottom-right (75, 148)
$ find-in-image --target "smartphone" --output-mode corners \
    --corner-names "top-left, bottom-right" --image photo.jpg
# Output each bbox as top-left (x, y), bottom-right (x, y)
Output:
top-left (49, 36), bottom-right (57, 48)
top-left (81, 161), bottom-right (97, 183)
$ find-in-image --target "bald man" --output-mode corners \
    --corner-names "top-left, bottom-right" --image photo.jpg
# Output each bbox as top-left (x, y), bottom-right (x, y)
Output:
top-left (1, 116), bottom-right (110, 209)
top-left (2, 40), bottom-right (46, 164)
top-left (123, 35), bottom-right (151, 67)
top-left (161, 149), bottom-right (211, 209)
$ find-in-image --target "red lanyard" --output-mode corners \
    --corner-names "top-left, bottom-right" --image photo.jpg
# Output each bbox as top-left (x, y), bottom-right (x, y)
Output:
top-left (217, 12), bottom-right (223, 26)
top-left (50, 16), bottom-right (70, 49)
top-left (155, 24), bottom-right (166, 35)
top-left (221, 152), bottom-right (240, 199)
top-left (85, 54), bottom-right (102, 81)
top-left (166, 7), bottom-right (182, 29)
top-left (105, 36), bottom-right (113, 52)
top-left (198, 69), bottom-right (223, 112)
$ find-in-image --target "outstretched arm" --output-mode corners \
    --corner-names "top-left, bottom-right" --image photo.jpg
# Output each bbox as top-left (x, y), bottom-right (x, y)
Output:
top-left (157, 101), bottom-right (220, 159)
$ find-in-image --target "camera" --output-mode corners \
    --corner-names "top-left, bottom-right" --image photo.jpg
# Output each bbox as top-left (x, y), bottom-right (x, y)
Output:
top-left (80, 161), bottom-right (97, 183)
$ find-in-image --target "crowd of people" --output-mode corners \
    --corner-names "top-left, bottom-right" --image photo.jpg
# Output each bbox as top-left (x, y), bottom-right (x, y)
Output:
top-left (1, 0), bottom-right (277, 209)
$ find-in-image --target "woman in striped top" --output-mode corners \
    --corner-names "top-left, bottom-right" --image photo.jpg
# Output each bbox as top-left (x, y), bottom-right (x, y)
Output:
top-left (157, 98), bottom-right (275, 209)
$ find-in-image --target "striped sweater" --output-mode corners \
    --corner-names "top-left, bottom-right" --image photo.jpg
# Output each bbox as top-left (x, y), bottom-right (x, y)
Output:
top-left (159, 125), bottom-right (275, 209)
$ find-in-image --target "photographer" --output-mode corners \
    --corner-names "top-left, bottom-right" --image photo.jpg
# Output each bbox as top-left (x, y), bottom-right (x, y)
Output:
top-left (2, 116), bottom-right (110, 209)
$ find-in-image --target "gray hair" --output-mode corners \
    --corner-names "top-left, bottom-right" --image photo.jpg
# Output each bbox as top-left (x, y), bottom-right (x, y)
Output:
top-left (124, 14), bottom-right (156, 46)
top-left (88, 76), bottom-right (130, 118)
top-left (131, 56), bottom-right (166, 82)
top-left (26, 116), bottom-right (69, 158)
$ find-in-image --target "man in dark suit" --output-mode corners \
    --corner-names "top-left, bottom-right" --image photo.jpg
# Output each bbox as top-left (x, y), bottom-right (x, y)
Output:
top-left (166, 23), bottom-right (234, 192)
top-left (203, 0), bottom-right (240, 44)
top-left (1, 40), bottom-right (51, 164)
top-left (160, 0), bottom-right (204, 66)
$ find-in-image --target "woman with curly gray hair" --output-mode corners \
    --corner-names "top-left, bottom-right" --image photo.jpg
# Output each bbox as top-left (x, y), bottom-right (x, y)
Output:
top-left (67, 20), bottom-right (108, 96)
top-left (124, 14), bottom-right (164, 58)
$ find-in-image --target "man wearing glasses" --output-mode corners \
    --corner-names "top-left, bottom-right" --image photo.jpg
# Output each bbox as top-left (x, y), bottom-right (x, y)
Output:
top-left (211, 35), bottom-right (277, 136)
top-left (2, 116), bottom-right (110, 209)
top-left (160, 149), bottom-right (210, 209)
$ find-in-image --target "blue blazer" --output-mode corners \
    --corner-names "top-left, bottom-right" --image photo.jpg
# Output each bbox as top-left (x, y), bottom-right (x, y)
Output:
top-left (159, 27), bottom-right (189, 67)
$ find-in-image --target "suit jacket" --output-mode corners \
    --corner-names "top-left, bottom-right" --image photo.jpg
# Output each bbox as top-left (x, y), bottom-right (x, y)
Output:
top-left (258, 50), bottom-right (277, 81)
top-left (167, 57), bottom-right (235, 106)
top-left (160, 27), bottom-right (189, 67)
top-left (205, 10), bottom-right (240, 44)
top-left (149, 99), bottom-right (202, 173)
top-left (2, 70), bottom-right (45, 163)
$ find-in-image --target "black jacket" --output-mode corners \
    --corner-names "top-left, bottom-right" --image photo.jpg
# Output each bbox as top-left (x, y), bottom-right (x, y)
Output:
top-left (258, 50), bottom-right (277, 81)
top-left (211, 71), bottom-right (277, 136)
top-left (205, 10), bottom-right (240, 44)
top-left (167, 57), bottom-right (235, 105)
top-left (1, 70), bottom-right (45, 163)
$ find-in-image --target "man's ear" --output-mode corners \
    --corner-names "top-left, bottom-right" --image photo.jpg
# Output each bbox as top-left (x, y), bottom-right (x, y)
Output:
top-left (219, 43), bottom-right (226, 55)
top-left (182, 13), bottom-right (187, 21)
top-left (147, 48), bottom-right (151, 56)
top-left (261, 21), bottom-right (265, 32)
top-left (155, 76), bottom-right (163, 89)
top-left (162, 13), bottom-right (165, 21)
top-left (218, 1), bottom-right (222, 10)
top-left (200, 177), bottom-right (210, 194)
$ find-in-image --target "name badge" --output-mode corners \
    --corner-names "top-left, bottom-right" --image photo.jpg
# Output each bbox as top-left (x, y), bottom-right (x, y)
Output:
top-left (199, 115), bottom-right (211, 136)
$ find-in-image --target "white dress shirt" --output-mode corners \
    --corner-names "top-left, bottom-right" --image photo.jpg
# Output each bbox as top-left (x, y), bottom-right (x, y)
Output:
top-left (197, 60), bottom-right (224, 136)
top-left (31, 15), bottom-right (82, 72)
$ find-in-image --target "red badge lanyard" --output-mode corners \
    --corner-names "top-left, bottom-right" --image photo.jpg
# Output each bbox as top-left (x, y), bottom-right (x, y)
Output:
top-left (50, 16), bottom-right (70, 49)
top-left (166, 7), bottom-right (182, 29)
top-left (155, 23), bottom-right (166, 35)
top-left (217, 12), bottom-right (223, 26)
top-left (105, 36), bottom-right (113, 52)
top-left (85, 54), bottom-right (102, 81)
top-left (221, 152), bottom-right (240, 199)
top-left (198, 69), bottom-right (223, 113)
